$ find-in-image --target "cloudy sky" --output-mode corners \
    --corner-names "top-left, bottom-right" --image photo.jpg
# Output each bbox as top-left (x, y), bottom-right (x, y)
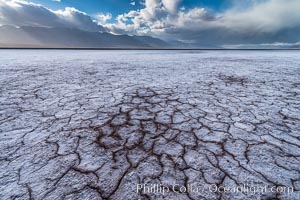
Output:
top-left (0, 0), bottom-right (300, 47)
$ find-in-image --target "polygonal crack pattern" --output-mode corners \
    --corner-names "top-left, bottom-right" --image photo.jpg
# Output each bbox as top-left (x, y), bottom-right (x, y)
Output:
top-left (0, 51), bottom-right (299, 200)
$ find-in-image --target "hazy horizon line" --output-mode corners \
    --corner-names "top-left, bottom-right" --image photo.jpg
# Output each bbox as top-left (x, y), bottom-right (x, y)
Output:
top-left (1, 47), bottom-right (300, 51)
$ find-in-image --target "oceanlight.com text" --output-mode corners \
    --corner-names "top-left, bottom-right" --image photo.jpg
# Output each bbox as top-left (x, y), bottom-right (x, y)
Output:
top-left (136, 183), bottom-right (294, 195)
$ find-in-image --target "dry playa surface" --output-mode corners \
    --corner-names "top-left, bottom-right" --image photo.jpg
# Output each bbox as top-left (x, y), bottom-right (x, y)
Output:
top-left (0, 50), bottom-right (299, 200)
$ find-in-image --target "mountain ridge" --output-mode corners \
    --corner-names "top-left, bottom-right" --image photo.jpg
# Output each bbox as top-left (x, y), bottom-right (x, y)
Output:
top-left (0, 25), bottom-right (170, 48)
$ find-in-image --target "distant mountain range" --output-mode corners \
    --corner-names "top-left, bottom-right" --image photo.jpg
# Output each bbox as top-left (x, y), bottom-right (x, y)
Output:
top-left (0, 25), bottom-right (171, 48)
top-left (1, 25), bottom-right (299, 49)
top-left (291, 44), bottom-right (300, 48)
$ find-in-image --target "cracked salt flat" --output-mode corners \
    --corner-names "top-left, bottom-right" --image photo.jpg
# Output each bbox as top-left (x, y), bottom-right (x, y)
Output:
top-left (0, 50), bottom-right (299, 200)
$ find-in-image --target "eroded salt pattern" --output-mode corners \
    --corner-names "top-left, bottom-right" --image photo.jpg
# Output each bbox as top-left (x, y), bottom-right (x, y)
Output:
top-left (0, 50), bottom-right (299, 200)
